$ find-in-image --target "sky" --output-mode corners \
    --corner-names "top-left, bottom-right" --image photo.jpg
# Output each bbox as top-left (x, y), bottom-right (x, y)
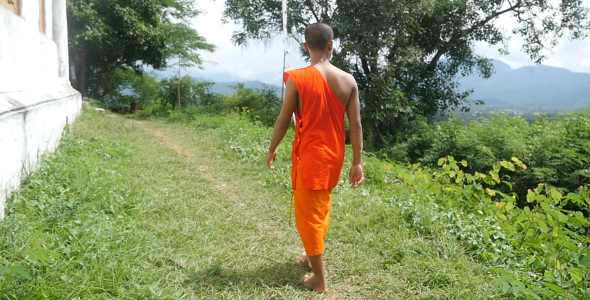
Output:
top-left (186, 0), bottom-right (590, 86)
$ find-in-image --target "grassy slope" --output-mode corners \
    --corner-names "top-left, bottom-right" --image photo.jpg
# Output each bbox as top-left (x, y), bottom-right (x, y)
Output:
top-left (0, 109), bottom-right (499, 299)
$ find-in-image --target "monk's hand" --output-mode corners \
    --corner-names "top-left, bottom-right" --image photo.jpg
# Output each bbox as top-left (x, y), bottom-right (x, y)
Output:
top-left (349, 164), bottom-right (364, 189)
top-left (266, 150), bottom-right (277, 170)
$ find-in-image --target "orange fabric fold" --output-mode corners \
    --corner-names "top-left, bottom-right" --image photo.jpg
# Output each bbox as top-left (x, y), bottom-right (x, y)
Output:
top-left (294, 161), bottom-right (332, 256)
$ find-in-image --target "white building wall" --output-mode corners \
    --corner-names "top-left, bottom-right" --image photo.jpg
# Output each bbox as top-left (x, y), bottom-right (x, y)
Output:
top-left (0, 0), bottom-right (82, 218)
top-left (0, 1), bottom-right (61, 92)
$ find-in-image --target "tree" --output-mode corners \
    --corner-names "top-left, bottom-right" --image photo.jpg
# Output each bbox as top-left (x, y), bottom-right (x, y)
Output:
top-left (227, 83), bottom-right (282, 126)
top-left (67, 0), bottom-right (214, 97)
top-left (223, 0), bottom-right (590, 149)
top-left (159, 76), bottom-right (214, 109)
top-left (99, 68), bottom-right (160, 112)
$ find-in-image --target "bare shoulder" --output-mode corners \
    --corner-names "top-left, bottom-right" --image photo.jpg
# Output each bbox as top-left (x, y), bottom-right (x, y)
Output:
top-left (329, 65), bottom-right (357, 86)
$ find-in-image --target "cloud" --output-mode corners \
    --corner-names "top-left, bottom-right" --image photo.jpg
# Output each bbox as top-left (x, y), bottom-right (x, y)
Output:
top-left (191, 0), bottom-right (590, 84)
top-left (189, 0), bottom-right (307, 84)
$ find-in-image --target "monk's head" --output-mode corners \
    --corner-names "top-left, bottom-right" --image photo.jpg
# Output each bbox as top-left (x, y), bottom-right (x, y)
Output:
top-left (304, 23), bottom-right (333, 53)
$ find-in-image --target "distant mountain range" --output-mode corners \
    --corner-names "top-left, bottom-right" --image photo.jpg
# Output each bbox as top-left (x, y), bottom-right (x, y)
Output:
top-left (148, 69), bottom-right (283, 97)
top-left (155, 60), bottom-right (590, 111)
top-left (206, 80), bottom-right (282, 96)
top-left (458, 60), bottom-right (590, 111)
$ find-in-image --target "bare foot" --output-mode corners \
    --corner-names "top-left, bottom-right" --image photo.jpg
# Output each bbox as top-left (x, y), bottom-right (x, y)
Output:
top-left (303, 274), bottom-right (328, 293)
top-left (299, 252), bottom-right (312, 269)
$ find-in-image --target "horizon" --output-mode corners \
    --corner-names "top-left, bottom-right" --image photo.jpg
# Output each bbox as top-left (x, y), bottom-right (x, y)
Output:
top-left (150, 58), bottom-right (590, 86)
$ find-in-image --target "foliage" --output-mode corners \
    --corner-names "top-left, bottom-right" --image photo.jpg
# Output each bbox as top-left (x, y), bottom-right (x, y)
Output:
top-left (430, 157), bottom-right (590, 299)
top-left (225, 83), bottom-right (282, 127)
top-left (223, 0), bottom-right (590, 150)
top-left (67, 0), bottom-right (215, 96)
top-left (98, 68), bottom-right (161, 112)
top-left (390, 111), bottom-right (590, 206)
top-left (198, 111), bottom-right (590, 299)
top-left (0, 109), bottom-right (498, 299)
top-left (131, 79), bottom-right (280, 127)
top-left (182, 112), bottom-right (590, 299)
top-left (158, 75), bottom-right (216, 110)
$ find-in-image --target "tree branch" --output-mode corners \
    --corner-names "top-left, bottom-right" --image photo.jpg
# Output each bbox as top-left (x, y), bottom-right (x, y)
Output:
top-left (305, 0), bottom-right (321, 23)
top-left (427, 0), bottom-right (523, 71)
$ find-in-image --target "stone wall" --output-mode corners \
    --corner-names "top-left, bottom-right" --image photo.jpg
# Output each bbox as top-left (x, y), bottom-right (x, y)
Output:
top-left (0, 0), bottom-right (82, 218)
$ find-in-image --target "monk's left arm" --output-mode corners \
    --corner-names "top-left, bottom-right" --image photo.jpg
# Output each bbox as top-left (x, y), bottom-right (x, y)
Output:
top-left (346, 81), bottom-right (364, 187)
top-left (266, 77), bottom-right (298, 169)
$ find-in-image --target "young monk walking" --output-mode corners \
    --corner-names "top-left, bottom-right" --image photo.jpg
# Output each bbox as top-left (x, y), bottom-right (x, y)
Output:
top-left (266, 22), bottom-right (364, 293)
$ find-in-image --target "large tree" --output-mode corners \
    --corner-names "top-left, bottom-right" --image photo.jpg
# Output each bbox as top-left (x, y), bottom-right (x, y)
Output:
top-left (67, 0), bottom-right (214, 96)
top-left (224, 0), bottom-right (590, 149)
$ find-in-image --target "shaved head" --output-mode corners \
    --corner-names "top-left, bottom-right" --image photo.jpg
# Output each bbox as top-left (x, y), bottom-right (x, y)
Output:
top-left (304, 23), bottom-right (334, 51)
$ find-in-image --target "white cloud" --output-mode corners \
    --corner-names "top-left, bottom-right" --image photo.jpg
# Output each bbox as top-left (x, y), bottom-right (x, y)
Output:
top-left (189, 0), bottom-right (307, 84)
top-left (191, 0), bottom-right (590, 84)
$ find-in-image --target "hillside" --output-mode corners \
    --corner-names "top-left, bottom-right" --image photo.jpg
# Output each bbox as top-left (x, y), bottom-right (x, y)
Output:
top-left (208, 80), bottom-right (281, 96)
top-left (157, 61), bottom-right (590, 112)
top-left (0, 109), bottom-right (498, 299)
top-left (458, 60), bottom-right (590, 111)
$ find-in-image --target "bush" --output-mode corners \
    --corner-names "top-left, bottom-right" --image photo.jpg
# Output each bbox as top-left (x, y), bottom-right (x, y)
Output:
top-left (390, 110), bottom-right (590, 206)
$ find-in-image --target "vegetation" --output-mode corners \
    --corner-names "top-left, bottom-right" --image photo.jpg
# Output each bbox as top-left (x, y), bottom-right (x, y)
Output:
top-left (223, 0), bottom-right (590, 150)
top-left (2, 0), bottom-right (588, 299)
top-left (389, 111), bottom-right (590, 206)
top-left (67, 0), bottom-right (215, 96)
top-left (0, 109), bottom-right (500, 299)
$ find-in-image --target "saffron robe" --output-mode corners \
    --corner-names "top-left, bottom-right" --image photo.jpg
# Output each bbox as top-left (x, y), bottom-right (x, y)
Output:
top-left (284, 66), bottom-right (347, 256)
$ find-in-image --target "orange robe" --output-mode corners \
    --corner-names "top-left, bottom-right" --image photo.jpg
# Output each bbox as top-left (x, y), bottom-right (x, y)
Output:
top-left (284, 66), bottom-right (347, 256)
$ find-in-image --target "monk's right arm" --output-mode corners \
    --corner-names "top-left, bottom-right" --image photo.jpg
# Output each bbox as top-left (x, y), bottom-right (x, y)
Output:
top-left (266, 77), bottom-right (298, 169)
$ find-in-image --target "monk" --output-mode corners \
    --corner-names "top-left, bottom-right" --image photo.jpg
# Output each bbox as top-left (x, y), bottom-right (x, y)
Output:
top-left (266, 22), bottom-right (364, 293)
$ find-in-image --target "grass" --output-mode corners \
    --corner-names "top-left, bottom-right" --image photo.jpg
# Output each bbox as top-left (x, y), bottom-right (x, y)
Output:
top-left (1, 108), bottom-right (501, 299)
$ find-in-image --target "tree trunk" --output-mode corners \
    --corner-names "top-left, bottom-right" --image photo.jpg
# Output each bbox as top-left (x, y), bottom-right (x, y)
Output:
top-left (130, 101), bottom-right (138, 114)
top-left (177, 80), bottom-right (181, 109)
top-left (73, 49), bottom-right (89, 96)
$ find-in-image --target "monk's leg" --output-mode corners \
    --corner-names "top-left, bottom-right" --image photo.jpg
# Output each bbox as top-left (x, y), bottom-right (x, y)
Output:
top-left (304, 253), bottom-right (328, 293)
top-left (300, 252), bottom-right (312, 269)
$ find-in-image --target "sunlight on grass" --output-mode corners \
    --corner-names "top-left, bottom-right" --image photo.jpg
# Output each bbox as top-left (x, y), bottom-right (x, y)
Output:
top-left (1, 108), bottom-right (499, 299)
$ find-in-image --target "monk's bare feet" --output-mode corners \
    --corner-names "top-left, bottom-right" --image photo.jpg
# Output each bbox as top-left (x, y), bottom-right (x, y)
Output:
top-left (299, 252), bottom-right (312, 269)
top-left (303, 274), bottom-right (328, 293)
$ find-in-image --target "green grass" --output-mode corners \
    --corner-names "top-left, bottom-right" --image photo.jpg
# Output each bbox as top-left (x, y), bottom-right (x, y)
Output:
top-left (1, 108), bottom-right (500, 299)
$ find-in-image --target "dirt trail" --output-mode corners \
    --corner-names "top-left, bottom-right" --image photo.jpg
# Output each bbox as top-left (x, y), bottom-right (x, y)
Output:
top-left (141, 125), bottom-right (234, 194)
top-left (143, 127), bottom-right (195, 159)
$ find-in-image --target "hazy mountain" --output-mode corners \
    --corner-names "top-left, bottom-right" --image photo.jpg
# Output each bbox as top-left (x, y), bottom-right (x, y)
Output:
top-left (458, 60), bottom-right (590, 111)
top-left (148, 69), bottom-right (283, 96)
top-left (151, 60), bottom-right (590, 111)
top-left (206, 80), bottom-right (281, 96)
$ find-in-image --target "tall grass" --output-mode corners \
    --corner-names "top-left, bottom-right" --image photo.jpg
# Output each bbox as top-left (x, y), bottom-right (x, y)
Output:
top-left (1, 108), bottom-right (500, 299)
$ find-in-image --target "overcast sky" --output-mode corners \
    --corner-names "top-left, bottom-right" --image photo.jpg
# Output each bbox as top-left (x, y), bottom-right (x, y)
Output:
top-left (187, 0), bottom-right (590, 85)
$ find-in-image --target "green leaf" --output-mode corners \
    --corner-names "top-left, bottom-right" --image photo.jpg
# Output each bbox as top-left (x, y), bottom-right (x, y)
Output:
top-left (568, 268), bottom-right (583, 283)
top-left (535, 219), bottom-right (549, 233)
top-left (579, 255), bottom-right (590, 268)
top-left (556, 211), bottom-right (568, 223)
top-left (500, 161), bottom-right (515, 171)
top-left (540, 202), bottom-right (552, 213)
top-left (0, 266), bottom-right (32, 280)
top-left (542, 282), bottom-right (566, 295)
top-left (489, 268), bottom-right (512, 276)
top-left (505, 202), bottom-right (514, 211)
top-left (486, 188), bottom-right (496, 196)
top-left (549, 189), bottom-right (562, 204)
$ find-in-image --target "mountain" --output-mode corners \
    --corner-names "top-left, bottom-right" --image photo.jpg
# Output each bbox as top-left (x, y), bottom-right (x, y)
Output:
top-left (207, 80), bottom-right (281, 96)
top-left (151, 60), bottom-right (590, 111)
top-left (147, 69), bottom-right (283, 97)
top-left (458, 60), bottom-right (590, 111)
